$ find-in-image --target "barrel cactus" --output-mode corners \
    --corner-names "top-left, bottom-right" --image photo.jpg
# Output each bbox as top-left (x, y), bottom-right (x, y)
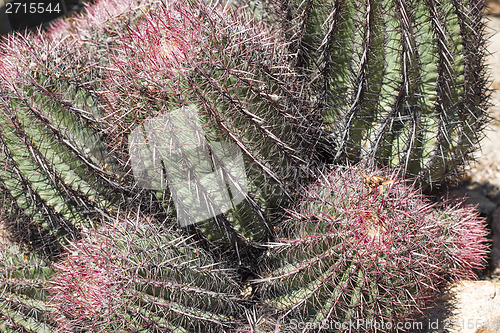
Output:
top-left (0, 227), bottom-right (59, 332)
top-left (0, 0), bottom-right (492, 331)
top-left (253, 166), bottom-right (489, 331)
top-left (0, 0), bottom-right (323, 257)
top-left (0, 0), bottom-right (146, 257)
top-left (49, 212), bottom-right (247, 332)
top-left (270, 0), bottom-right (489, 189)
top-left (106, 0), bottom-right (323, 252)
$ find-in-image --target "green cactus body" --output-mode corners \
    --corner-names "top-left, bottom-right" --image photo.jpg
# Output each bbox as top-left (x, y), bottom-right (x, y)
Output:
top-left (0, 0), bottom-right (322, 256)
top-left (105, 1), bottom-right (321, 251)
top-left (232, 311), bottom-right (280, 332)
top-left (279, 0), bottom-right (488, 189)
top-left (255, 166), bottom-right (488, 331)
top-left (0, 0), bottom-right (493, 331)
top-left (0, 15), bottom-right (139, 254)
top-left (50, 214), bottom-right (246, 332)
top-left (0, 234), bottom-right (57, 332)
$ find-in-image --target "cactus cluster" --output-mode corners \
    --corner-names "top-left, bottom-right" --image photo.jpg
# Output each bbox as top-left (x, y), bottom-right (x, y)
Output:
top-left (0, 0), bottom-right (492, 331)
top-left (0, 0), bottom-right (323, 257)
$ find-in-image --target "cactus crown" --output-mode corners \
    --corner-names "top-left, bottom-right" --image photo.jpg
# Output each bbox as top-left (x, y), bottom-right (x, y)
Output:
top-left (254, 165), bottom-right (488, 331)
top-left (50, 212), bottom-right (247, 332)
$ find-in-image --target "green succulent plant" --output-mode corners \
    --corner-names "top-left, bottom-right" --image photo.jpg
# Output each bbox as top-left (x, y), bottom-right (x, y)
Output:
top-left (0, 0), bottom-right (323, 258)
top-left (0, 229), bottom-right (58, 332)
top-left (107, 1), bottom-right (324, 252)
top-left (253, 166), bottom-right (488, 331)
top-left (271, 0), bottom-right (489, 189)
top-left (49, 212), bottom-right (247, 332)
top-left (0, 0), bottom-right (492, 331)
top-left (0, 0), bottom-right (146, 257)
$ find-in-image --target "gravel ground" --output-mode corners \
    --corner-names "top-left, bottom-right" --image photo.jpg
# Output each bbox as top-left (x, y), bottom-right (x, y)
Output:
top-left (462, 13), bottom-right (500, 281)
top-left (467, 14), bottom-right (500, 189)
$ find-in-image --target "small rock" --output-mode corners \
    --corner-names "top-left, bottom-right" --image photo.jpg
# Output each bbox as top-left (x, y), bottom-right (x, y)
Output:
top-left (486, 0), bottom-right (500, 16)
top-left (418, 281), bottom-right (500, 333)
top-left (0, 222), bottom-right (7, 245)
top-left (448, 281), bottom-right (500, 333)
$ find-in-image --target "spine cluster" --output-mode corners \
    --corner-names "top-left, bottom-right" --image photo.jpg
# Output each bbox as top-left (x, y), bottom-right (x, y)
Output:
top-left (50, 213), bottom-right (246, 332)
top-left (276, 0), bottom-right (489, 189)
top-left (0, 228), bottom-right (58, 332)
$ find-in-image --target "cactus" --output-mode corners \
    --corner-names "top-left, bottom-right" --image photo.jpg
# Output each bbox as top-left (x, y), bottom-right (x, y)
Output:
top-left (0, 0), bottom-right (323, 256)
top-left (105, 0), bottom-right (323, 251)
top-left (0, 0), bottom-right (492, 331)
top-left (0, 0), bottom-right (148, 256)
top-left (254, 166), bottom-right (488, 331)
top-left (49, 212), bottom-right (247, 332)
top-left (0, 225), bottom-right (59, 332)
top-left (232, 310), bottom-right (279, 333)
top-left (271, 0), bottom-right (489, 189)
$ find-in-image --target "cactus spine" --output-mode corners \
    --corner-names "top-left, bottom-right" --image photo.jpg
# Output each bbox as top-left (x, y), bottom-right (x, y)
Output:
top-left (50, 213), bottom-right (246, 332)
top-left (254, 166), bottom-right (488, 331)
top-left (0, 227), bottom-right (58, 332)
top-left (275, 0), bottom-right (489, 189)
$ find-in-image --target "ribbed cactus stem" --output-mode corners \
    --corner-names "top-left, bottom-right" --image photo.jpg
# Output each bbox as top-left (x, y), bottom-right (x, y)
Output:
top-left (104, 0), bottom-right (322, 251)
top-left (254, 166), bottom-right (488, 331)
top-left (0, 24), bottom-right (131, 255)
top-left (276, 0), bottom-right (489, 189)
top-left (0, 0), bottom-right (492, 330)
top-left (0, 0), bottom-right (323, 257)
top-left (0, 226), bottom-right (58, 332)
top-left (50, 212), bottom-right (247, 332)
